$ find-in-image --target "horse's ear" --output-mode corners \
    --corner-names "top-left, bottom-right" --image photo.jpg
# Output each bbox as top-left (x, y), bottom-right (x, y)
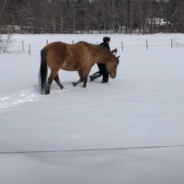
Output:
top-left (115, 56), bottom-right (120, 65)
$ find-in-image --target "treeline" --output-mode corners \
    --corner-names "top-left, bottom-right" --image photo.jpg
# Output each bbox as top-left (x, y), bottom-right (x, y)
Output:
top-left (0, 0), bottom-right (184, 34)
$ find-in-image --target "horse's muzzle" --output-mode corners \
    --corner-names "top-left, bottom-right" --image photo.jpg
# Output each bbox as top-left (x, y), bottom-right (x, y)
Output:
top-left (110, 74), bottom-right (116, 79)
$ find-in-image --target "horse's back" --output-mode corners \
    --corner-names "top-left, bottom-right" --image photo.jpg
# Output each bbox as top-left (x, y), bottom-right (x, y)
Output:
top-left (44, 41), bottom-right (67, 53)
top-left (43, 41), bottom-right (96, 71)
top-left (43, 41), bottom-right (82, 71)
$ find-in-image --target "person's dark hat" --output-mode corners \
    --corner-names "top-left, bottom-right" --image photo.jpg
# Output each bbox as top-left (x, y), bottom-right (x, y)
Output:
top-left (103, 37), bottom-right (110, 43)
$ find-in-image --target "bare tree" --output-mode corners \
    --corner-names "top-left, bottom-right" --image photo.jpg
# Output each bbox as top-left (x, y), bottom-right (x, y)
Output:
top-left (1, 0), bottom-right (184, 34)
top-left (0, 34), bottom-right (14, 54)
top-left (0, 0), bottom-right (7, 17)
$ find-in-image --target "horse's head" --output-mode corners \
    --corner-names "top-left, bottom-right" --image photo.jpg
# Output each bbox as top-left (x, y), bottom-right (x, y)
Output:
top-left (106, 56), bottom-right (120, 79)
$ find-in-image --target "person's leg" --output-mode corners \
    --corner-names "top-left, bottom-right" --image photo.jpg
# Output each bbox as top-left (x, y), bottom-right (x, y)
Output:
top-left (101, 64), bottom-right (109, 83)
top-left (89, 63), bottom-right (103, 81)
top-left (102, 74), bottom-right (109, 83)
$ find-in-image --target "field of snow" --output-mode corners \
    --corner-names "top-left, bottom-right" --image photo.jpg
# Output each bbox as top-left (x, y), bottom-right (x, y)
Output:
top-left (0, 34), bottom-right (184, 184)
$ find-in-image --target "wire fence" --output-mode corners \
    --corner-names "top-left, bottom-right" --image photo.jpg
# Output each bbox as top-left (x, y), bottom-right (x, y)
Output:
top-left (5, 36), bottom-right (184, 55)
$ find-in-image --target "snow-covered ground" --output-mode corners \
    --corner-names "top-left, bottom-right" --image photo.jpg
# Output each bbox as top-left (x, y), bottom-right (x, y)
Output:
top-left (0, 34), bottom-right (184, 184)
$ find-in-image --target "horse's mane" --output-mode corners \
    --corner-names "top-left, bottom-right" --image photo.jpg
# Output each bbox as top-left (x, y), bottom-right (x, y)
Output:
top-left (78, 41), bottom-right (114, 57)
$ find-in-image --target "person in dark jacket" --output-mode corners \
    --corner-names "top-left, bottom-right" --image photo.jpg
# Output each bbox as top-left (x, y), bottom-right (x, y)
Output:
top-left (89, 36), bottom-right (117, 83)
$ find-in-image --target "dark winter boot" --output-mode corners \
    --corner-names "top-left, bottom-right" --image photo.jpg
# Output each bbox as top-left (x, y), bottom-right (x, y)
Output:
top-left (102, 77), bottom-right (109, 83)
top-left (89, 72), bottom-right (101, 82)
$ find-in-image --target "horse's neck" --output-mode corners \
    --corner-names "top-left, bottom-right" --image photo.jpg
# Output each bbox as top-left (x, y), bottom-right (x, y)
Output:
top-left (95, 49), bottom-right (112, 63)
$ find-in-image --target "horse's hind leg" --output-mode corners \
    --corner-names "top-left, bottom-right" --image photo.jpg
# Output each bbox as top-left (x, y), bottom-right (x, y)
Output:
top-left (72, 70), bottom-right (83, 87)
top-left (54, 75), bottom-right (64, 90)
top-left (45, 69), bottom-right (58, 95)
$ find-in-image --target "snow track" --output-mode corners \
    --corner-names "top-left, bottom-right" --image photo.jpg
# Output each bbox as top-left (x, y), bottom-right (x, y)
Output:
top-left (0, 89), bottom-right (39, 110)
top-left (0, 84), bottom-right (78, 111)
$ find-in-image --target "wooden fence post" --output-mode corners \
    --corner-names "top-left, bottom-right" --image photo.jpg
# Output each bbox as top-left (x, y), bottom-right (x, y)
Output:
top-left (121, 41), bottom-right (123, 51)
top-left (47, 40), bottom-right (48, 45)
top-left (146, 40), bottom-right (148, 50)
top-left (72, 40), bottom-right (74, 44)
top-left (29, 44), bottom-right (31, 55)
top-left (171, 38), bottom-right (173, 48)
top-left (22, 41), bottom-right (24, 53)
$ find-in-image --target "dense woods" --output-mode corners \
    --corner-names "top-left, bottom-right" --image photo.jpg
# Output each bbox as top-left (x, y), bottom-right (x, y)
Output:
top-left (0, 0), bottom-right (184, 34)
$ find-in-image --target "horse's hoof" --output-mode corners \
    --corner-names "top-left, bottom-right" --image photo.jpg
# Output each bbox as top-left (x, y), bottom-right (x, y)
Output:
top-left (45, 90), bottom-right (50, 95)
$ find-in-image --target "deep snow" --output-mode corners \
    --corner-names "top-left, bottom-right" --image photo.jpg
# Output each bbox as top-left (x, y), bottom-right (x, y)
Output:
top-left (0, 34), bottom-right (184, 184)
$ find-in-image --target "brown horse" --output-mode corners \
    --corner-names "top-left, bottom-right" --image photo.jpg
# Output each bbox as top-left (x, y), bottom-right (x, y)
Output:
top-left (39, 41), bottom-right (120, 95)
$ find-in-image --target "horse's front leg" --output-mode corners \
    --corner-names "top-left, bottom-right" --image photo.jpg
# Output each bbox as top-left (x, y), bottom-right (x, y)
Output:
top-left (82, 69), bottom-right (91, 88)
top-left (72, 70), bottom-right (83, 87)
top-left (83, 76), bottom-right (88, 88)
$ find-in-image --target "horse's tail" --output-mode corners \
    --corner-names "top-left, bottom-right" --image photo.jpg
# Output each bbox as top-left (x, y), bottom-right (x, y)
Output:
top-left (39, 49), bottom-right (48, 94)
